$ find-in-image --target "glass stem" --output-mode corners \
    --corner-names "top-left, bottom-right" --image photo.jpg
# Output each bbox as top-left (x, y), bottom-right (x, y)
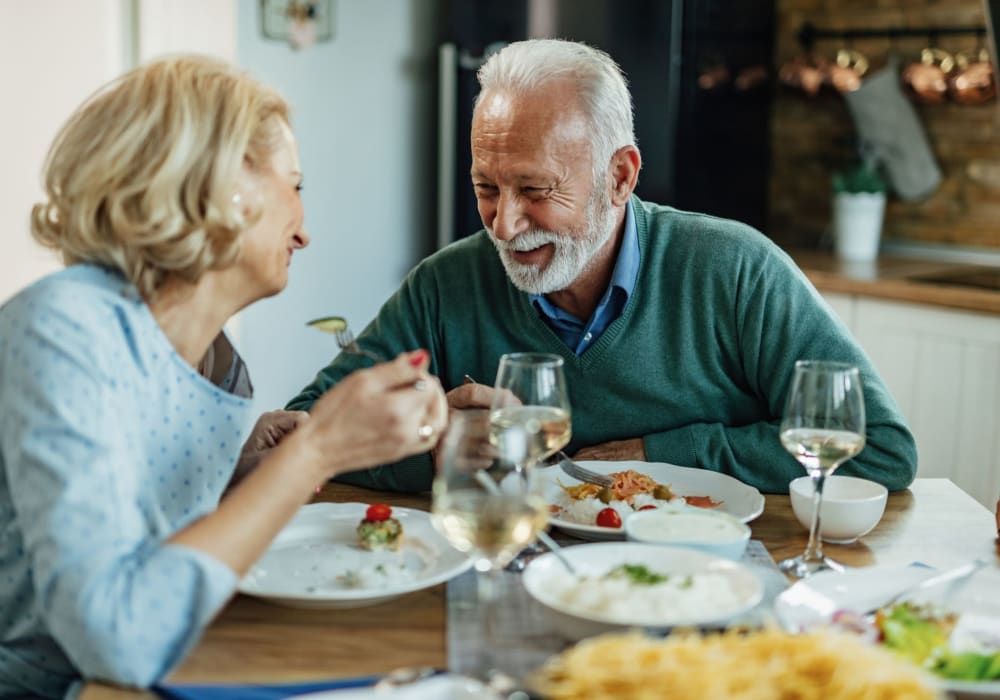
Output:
top-left (804, 471), bottom-right (826, 563)
top-left (475, 565), bottom-right (502, 678)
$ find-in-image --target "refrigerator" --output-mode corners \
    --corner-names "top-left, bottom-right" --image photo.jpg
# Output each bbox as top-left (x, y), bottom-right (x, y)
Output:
top-left (436, 0), bottom-right (775, 248)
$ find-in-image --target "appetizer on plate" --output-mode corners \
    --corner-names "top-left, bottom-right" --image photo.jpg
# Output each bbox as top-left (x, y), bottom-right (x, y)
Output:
top-left (357, 503), bottom-right (403, 551)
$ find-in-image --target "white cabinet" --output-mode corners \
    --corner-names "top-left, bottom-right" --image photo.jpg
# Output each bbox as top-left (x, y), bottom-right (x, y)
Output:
top-left (821, 292), bottom-right (1000, 509)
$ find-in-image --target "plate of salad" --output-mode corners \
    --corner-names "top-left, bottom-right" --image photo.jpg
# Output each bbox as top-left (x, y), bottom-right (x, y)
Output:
top-left (774, 564), bottom-right (1000, 696)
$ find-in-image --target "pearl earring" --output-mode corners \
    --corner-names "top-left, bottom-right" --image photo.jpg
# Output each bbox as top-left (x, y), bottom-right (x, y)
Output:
top-left (232, 193), bottom-right (242, 205)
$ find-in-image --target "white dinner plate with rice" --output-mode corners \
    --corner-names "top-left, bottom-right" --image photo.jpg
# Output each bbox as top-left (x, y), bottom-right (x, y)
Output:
top-left (543, 460), bottom-right (765, 540)
top-left (238, 502), bottom-right (473, 609)
top-left (523, 542), bottom-right (764, 640)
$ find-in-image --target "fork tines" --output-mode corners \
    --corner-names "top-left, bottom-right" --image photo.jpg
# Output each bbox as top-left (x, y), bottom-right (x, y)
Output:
top-left (559, 455), bottom-right (613, 487)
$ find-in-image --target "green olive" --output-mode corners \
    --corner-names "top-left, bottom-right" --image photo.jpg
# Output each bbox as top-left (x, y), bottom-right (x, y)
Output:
top-left (653, 485), bottom-right (673, 501)
top-left (597, 487), bottom-right (614, 504)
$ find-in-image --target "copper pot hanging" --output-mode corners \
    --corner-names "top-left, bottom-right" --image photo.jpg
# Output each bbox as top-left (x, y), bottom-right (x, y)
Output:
top-left (902, 48), bottom-right (954, 104)
top-left (779, 52), bottom-right (829, 96)
top-left (826, 49), bottom-right (869, 93)
top-left (949, 48), bottom-right (996, 104)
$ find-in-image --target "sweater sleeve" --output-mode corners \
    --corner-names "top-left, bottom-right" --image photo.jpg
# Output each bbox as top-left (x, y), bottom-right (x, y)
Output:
top-left (0, 300), bottom-right (236, 687)
top-left (643, 247), bottom-right (917, 494)
top-left (285, 270), bottom-right (438, 493)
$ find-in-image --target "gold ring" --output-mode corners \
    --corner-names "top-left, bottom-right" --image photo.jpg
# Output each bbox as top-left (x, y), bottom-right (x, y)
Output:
top-left (418, 424), bottom-right (434, 439)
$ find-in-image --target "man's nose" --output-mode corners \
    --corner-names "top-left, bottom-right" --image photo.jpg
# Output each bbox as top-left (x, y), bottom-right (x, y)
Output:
top-left (490, 192), bottom-right (528, 241)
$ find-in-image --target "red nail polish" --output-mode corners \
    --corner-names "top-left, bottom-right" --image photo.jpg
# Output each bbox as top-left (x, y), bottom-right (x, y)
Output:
top-left (409, 349), bottom-right (429, 367)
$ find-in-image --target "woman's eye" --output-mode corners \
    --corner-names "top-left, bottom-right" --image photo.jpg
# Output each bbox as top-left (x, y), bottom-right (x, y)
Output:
top-left (295, 183), bottom-right (304, 193)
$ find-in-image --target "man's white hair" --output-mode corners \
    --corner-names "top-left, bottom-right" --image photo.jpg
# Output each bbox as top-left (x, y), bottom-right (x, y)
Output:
top-left (476, 39), bottom-right (637, 184)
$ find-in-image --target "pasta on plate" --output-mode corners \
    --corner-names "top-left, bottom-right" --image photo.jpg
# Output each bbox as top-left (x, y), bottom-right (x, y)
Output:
top-left (529, 628), bottom-right (940, 700)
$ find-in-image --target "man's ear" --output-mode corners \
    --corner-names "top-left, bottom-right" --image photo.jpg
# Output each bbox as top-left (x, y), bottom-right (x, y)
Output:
top-left (609, 145), bottom-right (641, 207)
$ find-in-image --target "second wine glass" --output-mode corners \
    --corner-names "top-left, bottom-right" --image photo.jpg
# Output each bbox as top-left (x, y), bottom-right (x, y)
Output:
top-left (778, 360), bottom-right (866, 579)
top-left (489, 352), bottom-right (572, 472)
top-left (430, 410), bottom-right (548, 686)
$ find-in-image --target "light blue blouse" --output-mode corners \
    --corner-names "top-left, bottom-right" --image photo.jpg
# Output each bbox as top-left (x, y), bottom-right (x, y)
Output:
top-left (0, 264), bottom-right (254, 698)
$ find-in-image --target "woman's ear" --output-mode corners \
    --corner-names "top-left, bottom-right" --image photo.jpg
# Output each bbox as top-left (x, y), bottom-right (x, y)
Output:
top-left (609, 145), bottom-right (641, 206)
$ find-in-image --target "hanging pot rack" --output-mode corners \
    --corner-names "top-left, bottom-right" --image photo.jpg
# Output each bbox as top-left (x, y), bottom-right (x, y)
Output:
top-left (797, 21), bottom-right (987, 51)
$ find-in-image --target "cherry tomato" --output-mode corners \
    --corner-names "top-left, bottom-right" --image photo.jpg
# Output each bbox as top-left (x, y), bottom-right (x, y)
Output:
top-left (638, 505), bottom-right (657, 511)
top-left (365, 503), bottom-right (393, 522)
top-left (595, 507), bottom-right (622, 528)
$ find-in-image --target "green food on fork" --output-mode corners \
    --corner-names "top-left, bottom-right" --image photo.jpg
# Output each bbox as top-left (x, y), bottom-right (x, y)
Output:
top-left (305, 315), bottom-right (348, 333)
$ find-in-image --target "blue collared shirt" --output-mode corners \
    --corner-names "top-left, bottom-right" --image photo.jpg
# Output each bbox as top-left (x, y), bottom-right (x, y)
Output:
top-left (531, 200), bottom-right (640, 355)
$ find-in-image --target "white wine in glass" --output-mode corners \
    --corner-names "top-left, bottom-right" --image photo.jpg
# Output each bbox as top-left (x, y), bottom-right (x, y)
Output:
top-left (489, 352), bottom-right (571, 560)
top-left (489, 352), bottom-right (572, 469)
top-left (431, 410), bottom-right (548, 683)
top-left (778, 360), bottom-right (866, 579)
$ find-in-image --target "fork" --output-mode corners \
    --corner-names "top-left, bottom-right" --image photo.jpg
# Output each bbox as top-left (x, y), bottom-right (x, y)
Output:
top-left (557, 451), bottom-right (613, 487)
top-left (334, 327), bottom-right (385, 364)
top-left (875, 558), bottom-right (989, 613)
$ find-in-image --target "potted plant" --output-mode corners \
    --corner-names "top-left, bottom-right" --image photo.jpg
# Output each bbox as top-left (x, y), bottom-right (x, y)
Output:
top-left (832, 158), bottom-right (888, 262)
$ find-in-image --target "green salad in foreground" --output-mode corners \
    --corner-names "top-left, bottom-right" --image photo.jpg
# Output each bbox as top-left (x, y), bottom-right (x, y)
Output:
top-left (877, 602), bottom-right (1000, 681)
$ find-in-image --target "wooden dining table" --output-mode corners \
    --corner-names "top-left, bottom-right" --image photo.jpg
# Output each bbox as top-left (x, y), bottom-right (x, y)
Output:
top-left (81, 477), bottom-right (999, 699)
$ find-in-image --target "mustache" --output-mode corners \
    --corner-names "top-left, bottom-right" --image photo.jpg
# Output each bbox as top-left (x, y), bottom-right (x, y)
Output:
top-left (488, 229), bottom-right (562, 252)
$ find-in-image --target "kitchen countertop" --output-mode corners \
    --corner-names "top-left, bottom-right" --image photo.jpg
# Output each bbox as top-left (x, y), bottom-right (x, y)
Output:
top-left (787, 249), bottom-right (1000, 316)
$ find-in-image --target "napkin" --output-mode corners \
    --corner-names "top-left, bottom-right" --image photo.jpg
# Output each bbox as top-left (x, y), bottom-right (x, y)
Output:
top-left (154, 675), bottom-right (378, 700)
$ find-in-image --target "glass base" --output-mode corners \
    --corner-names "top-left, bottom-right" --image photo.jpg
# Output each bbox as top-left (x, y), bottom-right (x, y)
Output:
top-left (779, 554), bottom-right (844, 579)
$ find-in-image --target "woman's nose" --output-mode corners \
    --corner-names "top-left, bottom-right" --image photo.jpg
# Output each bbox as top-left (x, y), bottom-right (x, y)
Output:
top-left (294, 227), bottom-right (310, 249)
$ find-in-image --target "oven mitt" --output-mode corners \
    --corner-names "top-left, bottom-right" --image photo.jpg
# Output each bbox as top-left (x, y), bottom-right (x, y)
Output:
top-left (843, 57), bottom-right (942, 201)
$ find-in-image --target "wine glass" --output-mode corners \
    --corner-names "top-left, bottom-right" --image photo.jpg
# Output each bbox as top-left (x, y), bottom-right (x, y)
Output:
top-left (778, 360), bottom-right (866, 579)
top-left (430, 409), bottom-right (549, 685)
top-left (489, 352), bottom-right (572, 474)
top-left (489, 352), bottom-right (571, 560)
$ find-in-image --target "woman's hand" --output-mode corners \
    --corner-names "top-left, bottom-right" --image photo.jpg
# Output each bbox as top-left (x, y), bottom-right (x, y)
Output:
top-left (296, 349), bottom-right (448, 480)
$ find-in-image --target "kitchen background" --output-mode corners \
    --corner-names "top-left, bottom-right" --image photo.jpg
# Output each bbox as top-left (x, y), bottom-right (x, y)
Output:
top-left (2, 0), bottom-right (998, 505)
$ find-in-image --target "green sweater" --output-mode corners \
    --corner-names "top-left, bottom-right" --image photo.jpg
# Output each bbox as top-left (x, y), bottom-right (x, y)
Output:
top-left (288, 198), bottom-right (917, 494)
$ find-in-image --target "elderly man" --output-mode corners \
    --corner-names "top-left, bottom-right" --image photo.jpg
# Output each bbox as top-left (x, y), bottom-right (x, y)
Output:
top-left (288, 39), bottom-right (917, 494)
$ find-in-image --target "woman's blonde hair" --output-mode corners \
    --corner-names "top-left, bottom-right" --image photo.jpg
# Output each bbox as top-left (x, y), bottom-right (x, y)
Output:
top-left (31, 54), bottom-right (290, 299)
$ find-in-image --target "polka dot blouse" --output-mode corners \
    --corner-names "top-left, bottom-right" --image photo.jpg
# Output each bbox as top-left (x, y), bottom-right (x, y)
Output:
top-left (0, 264), bottom-right (255, 697)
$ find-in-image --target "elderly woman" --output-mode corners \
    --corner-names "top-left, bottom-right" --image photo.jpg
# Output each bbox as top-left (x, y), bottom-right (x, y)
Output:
top-left (0, 55), bottom-right (447, 698)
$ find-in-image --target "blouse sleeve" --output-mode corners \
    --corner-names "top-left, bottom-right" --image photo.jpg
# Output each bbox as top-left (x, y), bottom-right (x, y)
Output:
top-left (0, 293), bottom-right (237, 686)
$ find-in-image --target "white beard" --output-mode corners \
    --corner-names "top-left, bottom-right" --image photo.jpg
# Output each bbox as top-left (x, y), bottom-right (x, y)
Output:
top-left (487, 189), bottom-right (618, 295)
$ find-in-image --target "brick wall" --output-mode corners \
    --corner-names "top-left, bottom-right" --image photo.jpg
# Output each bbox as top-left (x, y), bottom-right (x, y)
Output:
top-left (769, 0), bottom-right (1000, 250)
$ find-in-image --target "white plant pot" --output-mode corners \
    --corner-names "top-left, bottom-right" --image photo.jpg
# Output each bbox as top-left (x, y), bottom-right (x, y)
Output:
top-left (833, 192), bottom-right (886, 262)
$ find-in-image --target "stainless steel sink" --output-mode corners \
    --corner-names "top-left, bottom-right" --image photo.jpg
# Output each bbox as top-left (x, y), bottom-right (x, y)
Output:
top-left (908, 267), bottom-right (1000, 292)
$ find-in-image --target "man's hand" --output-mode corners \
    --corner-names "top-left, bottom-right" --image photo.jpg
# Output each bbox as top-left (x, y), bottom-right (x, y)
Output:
top-left (572, 437), bottom-right (646, 462)
top-left (231, 410), bottom-right (310, 488)
top-left (445, 382), bottom-right (497, 410)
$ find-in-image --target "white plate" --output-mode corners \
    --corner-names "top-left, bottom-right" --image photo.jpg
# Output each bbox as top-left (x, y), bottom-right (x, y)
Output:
top-left (295, 675), bottom-right (496, 699)
top-left (238, 502), bottom-right (473, 609)
top-left (523, 542), bottom-right (764, 640)
top-left (543, 460), bottom-right (765, 540)
top-left (774, 565), bottom-right (1000, 697)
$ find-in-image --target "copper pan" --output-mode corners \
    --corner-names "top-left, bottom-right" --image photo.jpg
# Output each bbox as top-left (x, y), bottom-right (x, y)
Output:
top-left (902, 48), bottom-right (954, 104)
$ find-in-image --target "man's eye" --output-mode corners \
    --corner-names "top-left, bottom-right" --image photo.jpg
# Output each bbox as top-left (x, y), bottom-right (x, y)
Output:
top-left (524, 187), bottom-right (551, 197)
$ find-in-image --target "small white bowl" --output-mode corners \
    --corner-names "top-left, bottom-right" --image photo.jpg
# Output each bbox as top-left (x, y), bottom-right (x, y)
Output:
top-left (789, 475), bottom-right (888, 544)
top-left (624, 508), bottom-right (751, 560)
